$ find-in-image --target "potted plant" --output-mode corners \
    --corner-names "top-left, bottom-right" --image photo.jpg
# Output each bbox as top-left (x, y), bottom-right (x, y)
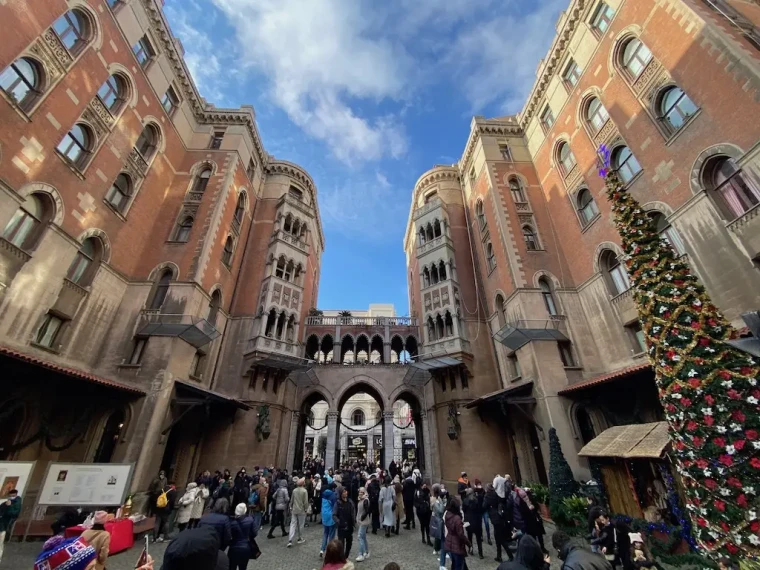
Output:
top-left (524, 482), bottom-right (550, 518)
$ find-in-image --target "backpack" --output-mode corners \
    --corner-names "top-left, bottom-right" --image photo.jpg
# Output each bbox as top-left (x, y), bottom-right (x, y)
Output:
top-left (248, 489), bottom-right (260, 507)
top-left (156, 489), bottom-right (168, 509)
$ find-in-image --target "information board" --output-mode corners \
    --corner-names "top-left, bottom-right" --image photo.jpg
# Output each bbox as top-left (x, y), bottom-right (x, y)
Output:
top-left (0, 461), bottom-right (35, 499)
top-left (37, 463), bottom-right (133, 506)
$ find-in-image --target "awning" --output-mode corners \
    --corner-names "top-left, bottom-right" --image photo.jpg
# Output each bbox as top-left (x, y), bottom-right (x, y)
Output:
top-left (464, 381), bottom-right (534, 409)
top-left (247, 351), bottom-right (314, 372)
top-left (558, 363), bottom-right (652, 395)
top-left (0, 345), bottom-right (145, 396)
top-left (493, 319), bottom-right (569, 351)
top-left (578, 422), bottom-right (670, 459)
top-left (174, 379), bottom-right (251, 410)
top-left (403, 354), bottom-right (463, 386)
top-left (136, 313), bottom-right (220, 348)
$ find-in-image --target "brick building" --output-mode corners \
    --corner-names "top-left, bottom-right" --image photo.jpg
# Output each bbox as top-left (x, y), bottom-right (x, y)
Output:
top-left (405, 0), bottom-right (760, 497)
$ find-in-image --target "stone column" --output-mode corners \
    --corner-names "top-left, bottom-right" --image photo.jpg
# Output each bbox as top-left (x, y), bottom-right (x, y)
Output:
top-left (420, 411), bottom-right (434, 480)
top-left (383, 411), bottom-right (395, 468)
top-left (286, 411), bottom-right (300, 472)
top-left (325, 411), bottom-right (339, 469)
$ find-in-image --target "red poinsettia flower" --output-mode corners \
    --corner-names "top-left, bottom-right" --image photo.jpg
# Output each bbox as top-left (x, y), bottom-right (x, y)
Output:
top-left (681, 398), bottom-right (692, 407)
top-left (690, 322), bottom-right (700, 330)
top-left (747, 430), bottom-right (758, 440)
top-left (686, 421), bottom-right (698, 431)
top-left (719, 370), bottom-right (732, 380)
top-left (719, 454), bottom-right (733, 467)
top-left (688, 378), bottom-right (701, 389)
top-left (672, 383), bottom-right (681, 392)
top-left (704, 395), bottom-right (715, 405)
top-left (750, 520), bottom-right (760, 532)
top-left (713, 437), bottom-right (726, 448)
top-left (727, 477), bottom-right (742, 488)
top-left (741, 367), bottom-right (754, 376)
top-left (750, 457), bottom-right (760, 469)
top-left (734, 440), bottom-right (745, 451)
top-left (666, 350), bottom-right (677, 360)
top-left (753, 389), bottom-right (760, 400)
top-left (697, 517), bottom-right (707, 527)
top-left (695, 459), bottom-right (708, 469)
top-left (714, 499), bottom-right (726, 512)
top-left (737, 494), bottom-right (748, 508)
top-left (704, 479), bottom-right (718, 490)
top-left (692, 436), bottom-right (703, 447)
top-left (726, 543), bottom-right (738, 555)
top-left (675, 441), bottom-right (686, 451)
top-left (727, 389), bottom-right (741, 400)
top-left (699, 338), bottom-right (710, 346)
top-left (732, 410), bottom-right (746, 422)
top-left (665, 404), bottom-right (676, 413)
top-left (720, 521), bottom-right (730, 533)
top-left (704, 415), bottom-right (715, 426)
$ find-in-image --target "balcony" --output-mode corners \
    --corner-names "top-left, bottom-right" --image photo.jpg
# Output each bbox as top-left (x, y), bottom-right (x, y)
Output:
top-left (245, 334), bottom-right (298, 356)
top-left (493, 316), bottom-right (569, 351)
top-left (270, 230), bottom-right (309, 254)
top-left (304, 316), bottom-right (418, 326)
top-left (417, 234), bottom-right (453, 256)
top-left (610, 288), bottom-right (638, 324)
top-left (136, 310), bottom-right (220, 348)
top-left (279, 193), bottom-right (314, 217)
top-left (413, 197), bottom-right (445, 220)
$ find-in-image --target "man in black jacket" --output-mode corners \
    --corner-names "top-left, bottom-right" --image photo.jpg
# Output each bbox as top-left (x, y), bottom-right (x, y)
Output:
top-left (485, 483), bottom-right (513, 563)
top-left (402, 474), bottom-right (416, 529)
top-left (552, 530), bottom-right (612, 570)
top-left (367, 474), bottom-right (381, 534)
top-left (334, 488), bottom-right (355, 558)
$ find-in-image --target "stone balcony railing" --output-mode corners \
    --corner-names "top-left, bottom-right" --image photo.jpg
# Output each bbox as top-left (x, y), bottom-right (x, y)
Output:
top-left (271, 230), bottom-right (309, 254)
top-left (245, 334), bottom-right (299, 355)
top-left (305, 316), bottom-right (418, 326)
top-left (413, 197), bottom-right (444, 220)
top-left (417, 234), bottom-right (453, 256)
top-left (279, 193), bottom-right (315, 217)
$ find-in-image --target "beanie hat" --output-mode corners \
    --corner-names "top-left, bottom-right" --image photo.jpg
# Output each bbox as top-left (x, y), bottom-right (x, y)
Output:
top-left (235, 503), bottom-right (247, 517)
top-left (35, 536), bottom-right (97, 570)
top-left (93, 511), bottom-right (108, 525)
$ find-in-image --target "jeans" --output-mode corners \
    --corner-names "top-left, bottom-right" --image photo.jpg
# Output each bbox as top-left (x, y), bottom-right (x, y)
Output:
top-left (321, 524), bottom-right (336, 551)
top-left (153, 513), bottom-right (169, 540)
top-left (251, 512), bottom-right (262, 535)
top-left (482, 512), bottom-right (491, 541)
top-left (357, 525), bottom-right (368, 556)
top-left (439, 545), bottom-right (447, 568)
top-left (339, 528), bottom-right (353, 558)
top-left (288, 514), bottom-right (306, 542)
top-left (228, 546), bottom-right (250, 570)
top-left (450, 552), bottom-right (466, 570)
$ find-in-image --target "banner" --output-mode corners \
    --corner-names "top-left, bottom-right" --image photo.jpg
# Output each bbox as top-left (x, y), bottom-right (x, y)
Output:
top-left (348, 436), bottom-right (367, 450)
top-left (0, 461), bottom-right (35, 499)
top-left (38, 463), bottom-right (133, 506)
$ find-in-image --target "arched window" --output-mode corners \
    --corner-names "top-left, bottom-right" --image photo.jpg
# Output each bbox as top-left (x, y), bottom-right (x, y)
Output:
top-left (621, 38), bottom-right (653, 79)
top-left (486, 242), bottom-right (496, 271)
top-left (57, 123), bottom-right (93, 168)
top-left (424, 191), bottom-right (437, 204)
top-left (600, 249), bottom-right (630, 296)
top-left (222, 236), bottom-right (234, 266)
top-left (557, 143), bottom-right (576, 176)
top-left (289, 186), bottom-right (303, 200)
top-left (175, 216), bottom-right (193, 242)
top-left (648, 212), bottom-right (685, 255)
top-left (149, 268), bottom-right (172, 309)
top-left (97, 74), bottom-right (127, 114)
top-left (431, 264), bottom-right (439, 284)
top-left (283, 214), bottom-right (292, 233)
top-left (576, 188), bottom-right (599, 226)
top-left (284, 260), bottom-right (294, 282)
top-left (207, 289), bottom-right (222, 327)
top-left (586, 97), bottom-right (609, 134)
top-left (93, 409), bottom-right (125, 463)
top-left (439, 260), bottom-right (447, 281)
top-left (436, 315), bottom-right (445, 339)
top-left (426, 223), bottom-right (434, 242)
top-left (286, 315), bottom-right (295, 342)
top-left (52, 9), bottom-right (91, 55)
top-left (522, 226), bottom-right (539, 250)
top-left (275, 311), bottom-right (286, 339)
top-left (265, 308), bottom-right (277, 337)
top-left (0, 57), bottom-right (43, 110)
top-left (192, 167), bottom-right (212, 193)
top-left (292, 219), bottom-right (301, 237)
top-left (135, 124), bottom-right (159, 162)
top-left (703, 156), bottom-right (760, 220)
top-left (422, 267), bottom-right (430, 288)
top-left (2, 193), bottom-right (53, 250)
top-left (576, 407), bottom-right (597, 445)
top-left (476, 201), bottom-right (486, 229)
top-left (509, 178), bottom-right (526, 203)
top-left (234, 193), bottom-right (246, 224)
top-left (105, 173), bottom-right (132, 213)
top-left (427, 316), bottom-right (436, 342)
top-left (494, 294), bottom-right (506, 327)
top-left (658, 87), bottom-right (697, 132)
top-left (539, 278), bottom-right (558, 316)
top-left (294, 264), bottom-right (303, 285)
top-left (418, 226), bottom-right (426, 245)
top-left (611, 146), bottom-right (641, 184)
top-left (275, 257), bottom-right (286, 278)
top-left (352, 409), bottom-right (365, 426)
top-left (433, 219), bottom-right (442, 238)
top-left (444, 311), bottom-right (454, 337)
top-left (67, 237), bottom-right (102, 286)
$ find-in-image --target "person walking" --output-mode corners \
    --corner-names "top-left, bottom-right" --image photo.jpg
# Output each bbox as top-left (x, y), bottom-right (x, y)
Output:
top-left (198, 497), bottom-right (232, 551)
top-left (266, 478), bottom-right (289, 539)
top-left (393, 479), bottom-right (404, 535)
top-left (524, 488), bottom-right (547, 554)
top-left (176, 482), bottom-right (198, 532)
top-left (444, 496), bottom-right (470, 570)
top-left (355, 487), bottom-right (371, 562)
top-left (367, 474), bottom-right (381, 534)
top-left (552, 530), bottom-right (612, 570)
top-left (152, 481), bottom-right (176, 543)
top-left (378, 477), bottom-right (395, 538)
top-left (414, 483), bottom-right (433, 546)
top-left (334, 487), bottom-right (356, 559)
top-left (485, 482), bottom-right (513, 563)
top-left (0, 488), bottom-right (21, 564)
top-left (321, 538), bottom-right (354, 570)
top-left (320, 483), bottom-right (338, 557)
top-left (457, 472), bottom-right (471, 501)
top-left (229, 503), bottom-right (258, 570)
top-left (431, 485), bottom-right (446, 560)
top-left (474, 479), bottom-right (492, 545)
top-left (402, 473), bottom-right (416, 530)
top-left (288, 478), bottom-right (309, 547)
top-left (497, 534), bottom-right (550, 570)
top-left (463, 488), bottom-right (484, 559)
top-left (81, 511), bottom-right (110, 570)
top-left (250, 476), bottom-right (267, 532)
top-left (190, 483), bottom-right (209, 529)
top-left (147, 469), bottom-right (167, 517)
top-left (312, 474), bottom-right (323, 524)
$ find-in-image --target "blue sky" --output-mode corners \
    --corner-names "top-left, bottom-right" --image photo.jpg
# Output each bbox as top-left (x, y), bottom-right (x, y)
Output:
top-left (163, 0), bottom-right (566, 314)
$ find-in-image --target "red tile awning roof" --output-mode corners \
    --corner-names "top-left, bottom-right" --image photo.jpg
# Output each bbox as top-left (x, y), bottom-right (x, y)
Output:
top-left (0, 345), bottom-right (145, 396)
top-left (558, 362), bottom-right (652, 395)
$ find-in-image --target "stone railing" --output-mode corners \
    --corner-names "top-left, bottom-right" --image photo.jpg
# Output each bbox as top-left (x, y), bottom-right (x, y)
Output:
top-left (127, 147), bottom-right (149, 176)
top-left (305, 316), bottom-right (418, 326)
top-left (279, 193), bottom-right (314, 216)
top-left (0, 237), bottom-right (31, 263)
top-left (610, 287), bottom-right (634, 306)
top-left (416, 234), bottom-right (452, 255)
top-left (271, 230), bottom-right (309, 253)
top-left (592, 118), bottom-right (617, 147)
top-left (186, 191), bottom-right (204, 203)
top-left (245, 334), bottom-right (298, 354)
top-left (413, 197), bottom-right (444, 220)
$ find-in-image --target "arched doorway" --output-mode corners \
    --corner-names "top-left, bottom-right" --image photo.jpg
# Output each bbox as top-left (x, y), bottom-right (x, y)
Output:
top-left (391, 392), bottom-right (425, 471)
top-left (93, 408), bottom-right (125, 463)
top-left (294, 392), bottom-right (329, 472)
top-left (336, 383), bottom-right (385, 470)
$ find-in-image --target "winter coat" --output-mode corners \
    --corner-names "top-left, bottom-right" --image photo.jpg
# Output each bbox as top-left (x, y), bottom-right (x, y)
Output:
top-left (322, 562), bottom-right (355, 570)
top-left (273, 479), bottom-right (289, 511)
top-left (394, 483), bottom-right (405, 519)
top-left (457, 477), bottom-right (470, 499)
top-left (191, 486), bottom-right (209, 520)
top-left (161, 526), bottom-right (229, 570)
top-left (414, 488), bottom-right (432, 522)
top-left (176, 483), bottom-right (198, 524)
top-left (155, 488), bottom-right (176, 516)
top-left (333, 498), bottom-right (355, 533)
top-left (356, 497), bottom-right (371, 527)
top-left (484, 488), bottom-right (506, 527)
top-left (81, 528), bottom-right (110, 570)
top-left (198, 512), bottom-right (232, 550)
top-left (367, 480), bottom-right (381, 513)
top-left (402, 477), bottom-right (416, 503)
top-left (250, 482), bottom-right (267, 513)
top-left (321, 489), bottom-right (337, 526)
top-left (559, 541), bottom-right (614, 570)
top-left (443, 511), bottom-right (470, 556)
top-left (290, 486), bottom-right (309, 515)
top-left (229, 514), bottom-right (256, 551)
top-left (0, 496), bottom-right (21, 533)
top-left (497, 534), bottom-right (549, 570)
top-left (463, 492), bottom-right (484, 531)
top-left (379, 485), bottom-right (395, 527)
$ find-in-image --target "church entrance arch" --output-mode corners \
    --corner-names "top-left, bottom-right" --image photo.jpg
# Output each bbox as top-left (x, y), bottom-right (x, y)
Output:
top-left (336, 382), bottom-right (386, 470)
top-left (294, 390), bottom-right (329, 472)
top-left (391, 391), bottom-right (426, 471)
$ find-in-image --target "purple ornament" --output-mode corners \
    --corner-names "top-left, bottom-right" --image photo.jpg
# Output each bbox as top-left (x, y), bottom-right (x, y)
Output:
top-left (596, 144), bottom-right (611, 178)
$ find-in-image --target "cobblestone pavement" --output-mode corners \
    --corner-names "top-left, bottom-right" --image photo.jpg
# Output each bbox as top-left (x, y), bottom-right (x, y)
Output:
top-left (3, 519), bottom-right (562, 570)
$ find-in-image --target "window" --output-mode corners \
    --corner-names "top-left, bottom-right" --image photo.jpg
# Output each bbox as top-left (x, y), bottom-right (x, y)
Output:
top-left (558, 143), bottom-right (576, 176)
top-left (352, 409), bottom-right (365, 426)
top-left (539, 278), bottom-right (558, 316)
top-left (509, 177), bottom-right (526, 202)
top-left (0, 58), bottom-right (42, 110)
top-left (36, 313), bottom-right (64, 348)
top-left (57, 123), bottom-right (92, 168)
top-left (586, 97), bottom-right (610, 134)
top-left (246, 159), bottom-right (256, 180)
top-left (591, 2), bottom-right (615, 35)
top-left (558, 342), bottom-right (577, 367)
top-left (523, 226), bottom-right (539, 250)
top-left (563, 59), bottom-right (582, 88)
top-left (134, 124), bottom-right (158, 162)
top-left (222, 236), bottom-right (234, 266)
top-left (190, 351), bottom-right (206, 378)
top-left (175, 217), bottom-right (193, 242)
top-left (540, 106), bottom-right (555, 131)
top-left (106, 0), bottom-right (120, 8)
top-left (494, 294), bottom-right (506, 328)
top-left (508, 354), bottom-right (521, 379)
top-left (234, 194), bottom-right (245, 224)
top-left (161, 87), bottom-right (179, 116)
top-left (425, 191), bottom-right (438, 203)
top-left (209, 131), bottom-right (224, 149)
top-left (52, 10), bottom-right (89, 55)
top-left (2, 193), bottom-right (52, 250)
top-left (626, 321), bottom-right (647, 354)
top-left (192, 168), bottom-right (212, 193)
top-left (500, 144), bottom-right (513, 161)
top-left (612, 146), bottom-right (642, 184)
top-left (659, 87), bottom-right (697, 132)
top-left (601, 249), bottom-right (630, 296)
top-left (105, 173), bottom-right (132, 213)
top-left (129, 338), bottom-right (147, 365)
top-left (486, 242), bottom-right (496, 271)
top-left (649, 212), bottom-right (685, 255)
top-left (67, 237), bottom-right (100, 285)
top-left (703, 157), bottom-right (760, 219)
top-left (577, 189), bottom-right (599, 226)
top-left (289, 186), bottom-right (303, 200)
top-left (207, 290), bottom-right (221, 327)
top-left (622, 38), bottom-right (653, 79)
top-left (149, 269), bottom-right (172, 310)
top-left (132, 36), bottom-right (155, 68)
top-left (476, 200), bottom-right (486, 230)
top-left (97, 74), bottom-right (127, 114)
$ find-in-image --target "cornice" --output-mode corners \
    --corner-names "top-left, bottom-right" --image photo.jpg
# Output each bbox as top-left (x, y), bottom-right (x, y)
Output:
top-left (404, 166), bottom-right (460, 248)
top-left (460, 118), bottom-right (523, 171)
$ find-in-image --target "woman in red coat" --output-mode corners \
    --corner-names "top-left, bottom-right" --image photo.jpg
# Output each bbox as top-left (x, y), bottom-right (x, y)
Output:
top-left (444, 497), bottom-right (471, 570)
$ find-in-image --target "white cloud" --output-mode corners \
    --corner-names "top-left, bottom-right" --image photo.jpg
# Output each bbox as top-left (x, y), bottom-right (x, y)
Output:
top-left (376, 172), bottom-right (391, 189)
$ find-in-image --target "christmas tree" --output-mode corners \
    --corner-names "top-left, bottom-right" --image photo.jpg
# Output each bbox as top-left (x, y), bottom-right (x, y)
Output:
top-left (597, 144), bottom-right (760, 559)
top-left (548, 427), bottom-right (580, 513)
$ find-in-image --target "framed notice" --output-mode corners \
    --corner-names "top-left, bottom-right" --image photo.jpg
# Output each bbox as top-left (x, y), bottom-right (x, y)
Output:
top-left (0, 461), bottom-right (35, 499)
top-left (37, 463), bottom-right (133, 507)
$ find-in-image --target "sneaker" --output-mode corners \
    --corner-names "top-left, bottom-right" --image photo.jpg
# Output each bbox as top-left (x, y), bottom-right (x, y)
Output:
top-left (319, 551), bottom-right (324, 558)
top-left (297, 538), bottom-right (305, 544)
top-left (156, 537), bottom-right (165, 543)
top-left (356, 555), bottom-right (365, 562)
top-left (287, 542), bottom-right (292, 548)
top-left (364, 552), bottom-right (370, 559)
